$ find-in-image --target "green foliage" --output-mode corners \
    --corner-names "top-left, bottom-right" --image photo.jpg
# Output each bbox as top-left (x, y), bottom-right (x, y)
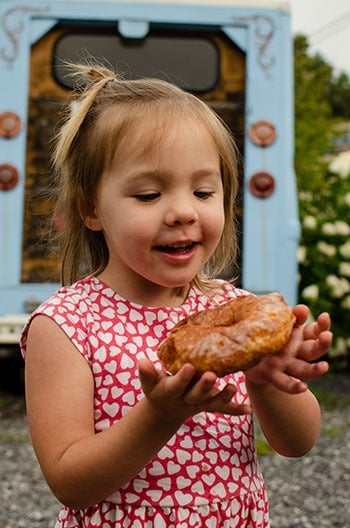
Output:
top-left (255, 437), bottom-right (274, 456)
top-left (294, 36), bottom-right (334, 194)
top-left (310, 385), bottom-right (350, 411)
top-left (298, 176), bottom-right (350, 368)
top-left (329, 72), bottom-right (350, 119)
top-left (0, 430), bottom-right (29, 443)
top-left (294, 35), bottom-right (350, 368)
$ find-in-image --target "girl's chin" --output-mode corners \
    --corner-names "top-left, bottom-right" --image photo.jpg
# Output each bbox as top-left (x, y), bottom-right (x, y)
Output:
top-left (156, 272), bottom-right (197, 289)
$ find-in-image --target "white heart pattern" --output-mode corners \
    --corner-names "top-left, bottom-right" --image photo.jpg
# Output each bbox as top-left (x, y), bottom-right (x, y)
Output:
top-left (28, 275), bottom-right (269, 527)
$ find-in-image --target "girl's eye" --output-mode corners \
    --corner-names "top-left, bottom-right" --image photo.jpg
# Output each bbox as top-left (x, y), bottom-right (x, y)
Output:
top-left (194, 190), bottom-right (215, 199)
top-left (133, 193), bottom-right (160, 202)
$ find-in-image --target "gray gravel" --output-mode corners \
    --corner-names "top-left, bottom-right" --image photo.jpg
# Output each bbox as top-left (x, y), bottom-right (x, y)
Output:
top-left (0, 372), bottom-right (349, 528)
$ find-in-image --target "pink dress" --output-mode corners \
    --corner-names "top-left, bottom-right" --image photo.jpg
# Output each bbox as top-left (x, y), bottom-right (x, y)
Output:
top-left (21, 276), bottom-right (269, 527)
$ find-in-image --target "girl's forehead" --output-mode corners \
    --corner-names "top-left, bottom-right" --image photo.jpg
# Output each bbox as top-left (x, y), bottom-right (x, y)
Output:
top-left (100, 101), bottom-right (220, 172)
top-left (105, 114), bottom-right (220, 177)
top-left (123, 112), bottom-right (215, 151)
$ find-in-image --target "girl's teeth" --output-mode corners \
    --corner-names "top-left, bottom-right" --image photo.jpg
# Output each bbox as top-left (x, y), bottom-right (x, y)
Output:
top-left (159, 243), bottom-right (194, 253)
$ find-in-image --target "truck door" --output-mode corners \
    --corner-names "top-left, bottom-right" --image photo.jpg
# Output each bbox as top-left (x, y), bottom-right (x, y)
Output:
top-left (23, 22), bottom-right (246, 284)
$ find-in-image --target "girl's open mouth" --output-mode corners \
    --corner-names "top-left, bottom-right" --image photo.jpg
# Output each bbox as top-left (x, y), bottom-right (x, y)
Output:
top-left (155, 242), bottom-right (197, 254)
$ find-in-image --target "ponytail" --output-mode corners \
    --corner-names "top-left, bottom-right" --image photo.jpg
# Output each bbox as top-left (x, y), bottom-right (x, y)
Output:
top-left (53, 64), bottom-right (116, 171)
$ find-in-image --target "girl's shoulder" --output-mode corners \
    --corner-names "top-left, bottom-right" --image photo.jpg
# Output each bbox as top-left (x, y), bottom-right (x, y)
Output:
top-left (29, 275), bottom-right (116, 314)
top-left (30, 276), bottom-right (98, 315)
top-left (20, 276), bottom-right (104, 356)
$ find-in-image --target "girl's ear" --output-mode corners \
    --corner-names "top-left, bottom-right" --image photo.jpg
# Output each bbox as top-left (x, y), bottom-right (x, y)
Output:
top-left (83, 208), bottom-right (102, 231)
top-left (77, 191), bottom-right (102, 231)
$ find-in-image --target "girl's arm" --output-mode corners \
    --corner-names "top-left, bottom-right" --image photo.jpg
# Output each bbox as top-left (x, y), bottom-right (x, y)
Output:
top-left (245, 306), bottom-right (332, 457)
top-left (245, 380), bottom-right (322, 457)
top-left (25, 315), bottom-right (249, 510)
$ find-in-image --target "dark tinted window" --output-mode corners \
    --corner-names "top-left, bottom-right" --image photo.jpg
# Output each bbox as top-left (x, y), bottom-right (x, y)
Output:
top-left (54, 30), bottom-right (219, 92)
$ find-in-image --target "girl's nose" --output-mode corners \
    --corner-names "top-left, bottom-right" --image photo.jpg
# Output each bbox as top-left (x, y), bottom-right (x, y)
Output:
top-left (164, 196), bottom-right (199, 226)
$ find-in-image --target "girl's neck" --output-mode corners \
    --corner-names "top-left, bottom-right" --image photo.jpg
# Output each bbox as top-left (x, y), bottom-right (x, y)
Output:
top-left (96, 271), bottom-right (190, 308)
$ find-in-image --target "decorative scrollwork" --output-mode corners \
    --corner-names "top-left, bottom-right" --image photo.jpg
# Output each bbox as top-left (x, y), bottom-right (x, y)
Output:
top-left (232, 15), bottom-right (276, 79)
top-left (0, 5), bottom-right (51, 67)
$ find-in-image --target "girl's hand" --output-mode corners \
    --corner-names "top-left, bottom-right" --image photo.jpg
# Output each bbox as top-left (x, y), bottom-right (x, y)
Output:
top-left (245, 305), bottom-right (332, 394)
top-left (138, 359), bottom-right (251, 421)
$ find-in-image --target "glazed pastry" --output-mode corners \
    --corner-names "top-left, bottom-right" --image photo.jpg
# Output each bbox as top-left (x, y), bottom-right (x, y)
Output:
top-left (158, 292), bottom-right (296, 377)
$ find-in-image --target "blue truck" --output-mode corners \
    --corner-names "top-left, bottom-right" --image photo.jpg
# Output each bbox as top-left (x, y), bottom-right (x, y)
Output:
top-left (0, 0), bottom-right (299, 351)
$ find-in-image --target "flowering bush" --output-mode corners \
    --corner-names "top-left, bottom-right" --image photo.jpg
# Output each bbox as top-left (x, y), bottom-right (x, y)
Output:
top-left (298, 159), bottom-right (350, 368)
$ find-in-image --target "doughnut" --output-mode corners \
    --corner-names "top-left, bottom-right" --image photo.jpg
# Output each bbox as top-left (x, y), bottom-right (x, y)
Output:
top-left (158, 292), bottom-right (296, 377)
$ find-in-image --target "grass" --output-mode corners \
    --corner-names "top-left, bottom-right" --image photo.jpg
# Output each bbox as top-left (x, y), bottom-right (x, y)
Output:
top-left (322, 425), bottom-right (343, 439)
top-left (0, 392), bottom-right (25, 412)
top-left (255, 437), bottom-right (275, 456)
top-left (0, 430), bottom-right (29, 443)
top-left (311, 386), bottom-right (350, 410)
top-left (0, 390), bottom-right (28, 444)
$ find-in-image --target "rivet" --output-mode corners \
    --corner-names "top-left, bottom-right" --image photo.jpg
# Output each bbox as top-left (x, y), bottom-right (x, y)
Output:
top-left (0, 112), bottom-right (22, 138)
top-left (0, 163), bottom-right (19, 190)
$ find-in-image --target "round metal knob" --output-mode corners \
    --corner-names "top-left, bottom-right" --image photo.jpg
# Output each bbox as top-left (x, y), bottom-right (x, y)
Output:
top-left (249, 171), bottom-right (275, 198)
top-left (0, 112), bottom-right (22, 138)
top-left (249, 120), bottom-right (276, 147)
top-left (0, 163), bottom-right (19, 190)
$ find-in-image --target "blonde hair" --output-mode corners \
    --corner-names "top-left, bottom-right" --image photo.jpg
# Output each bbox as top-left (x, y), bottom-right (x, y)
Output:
top-left (51, 63), bottom-right (239, 288)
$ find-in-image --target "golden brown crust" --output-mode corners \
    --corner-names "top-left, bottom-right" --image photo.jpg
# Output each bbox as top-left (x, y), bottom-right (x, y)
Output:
top-left (158, 292), bottom-right (296, 377)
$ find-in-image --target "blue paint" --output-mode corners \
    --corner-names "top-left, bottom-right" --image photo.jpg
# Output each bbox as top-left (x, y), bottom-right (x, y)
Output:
top-left (0, 0), bottom-right (298, 329)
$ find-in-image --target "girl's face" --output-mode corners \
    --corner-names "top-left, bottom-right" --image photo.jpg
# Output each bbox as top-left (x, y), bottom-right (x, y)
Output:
top-left (86, 117), bottom-right (225, 306)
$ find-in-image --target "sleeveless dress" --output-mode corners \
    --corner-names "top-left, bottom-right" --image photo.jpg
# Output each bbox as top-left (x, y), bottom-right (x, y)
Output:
top-left (21, 276), bottom-right (269, 528)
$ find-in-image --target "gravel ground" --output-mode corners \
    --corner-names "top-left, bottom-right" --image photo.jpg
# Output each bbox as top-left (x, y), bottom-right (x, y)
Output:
top-left (0, 371), bottom-right (349, 528)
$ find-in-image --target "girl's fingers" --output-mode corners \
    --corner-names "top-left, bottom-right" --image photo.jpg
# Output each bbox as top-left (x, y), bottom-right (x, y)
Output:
top-left (268, 370), bottom-right (308, 394)
top-left (287, 357), bottom-right (329, 381)
top-left (181, 370), bottom-right (220, 405)
top-left (303, 313), bottom-right (331, 340)
top-left (138, 358), bottom-right (162, 393)
top-left (181, 375), bottom-right (251, 415)
top-left (203, 384), bottom-right (251, 415)
top-left (138, 360), bottom-right (198, 399)
top-left (292, 304), bottom-right (309, 326)
top-left (298, 332), bottom-right (333, 362)
top-left (165, 364), bottom-right (200, 398)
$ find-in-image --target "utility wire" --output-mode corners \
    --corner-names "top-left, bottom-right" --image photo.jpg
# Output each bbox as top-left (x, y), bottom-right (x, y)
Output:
top-left (309, 12), bottom-right (350, 44)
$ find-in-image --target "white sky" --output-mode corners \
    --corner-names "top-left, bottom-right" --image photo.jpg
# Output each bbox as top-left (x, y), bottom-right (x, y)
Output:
top-left (288, 0), bottom-right (350, 76)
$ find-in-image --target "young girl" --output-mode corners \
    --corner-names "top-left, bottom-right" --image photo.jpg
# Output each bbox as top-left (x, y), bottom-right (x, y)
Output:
top-left (21, 64), bottom-right (332, 528)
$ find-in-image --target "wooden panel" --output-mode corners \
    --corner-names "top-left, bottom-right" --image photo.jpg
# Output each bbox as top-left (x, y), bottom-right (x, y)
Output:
top-left (21, 26), bottom-right (245, 283)
top-left (22, 28), bottom-right (68, 283)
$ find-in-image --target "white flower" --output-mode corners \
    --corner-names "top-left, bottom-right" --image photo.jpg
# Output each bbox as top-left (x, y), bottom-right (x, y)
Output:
top-left (330, 337), bottom-right (348, 358)
top-left (326, 274), bottom-right (338, 287)
top-left (297, 246), bottom-right (307, 263)
top-left (317, 241), bottom-right (336, 257)
top-left (329, 151), bottom-right (350, 178)
top-left (321, 223), bottom-right (336, 236)
top-left (339, 240), bottom-right (350, 259)
top-left (320, 220), bottom-right (350, 237)
top-left (326, 275), bottom-right (350, 298)
top-left (341, 295), bottom-right (350, 310)
top-left (301, 284), bottom-right (319, 301)
top-left (334, 221), bottom-right (350, 236)
top-left (299, 190), bottom-right (312, 201)
top-left (339, 262), bottom-right (350, 277)
top-left (303, 215), bottom-right (317, 230)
